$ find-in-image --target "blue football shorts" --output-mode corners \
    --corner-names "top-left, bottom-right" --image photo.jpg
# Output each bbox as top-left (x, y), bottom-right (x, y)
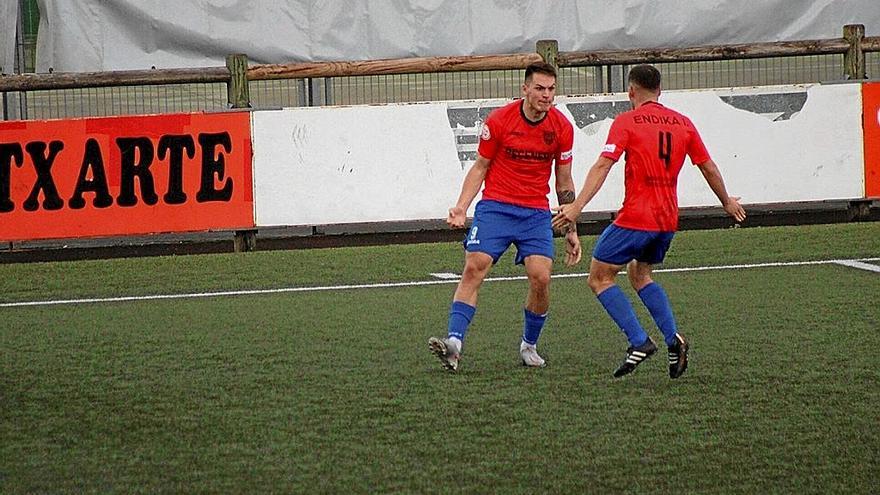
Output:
top-left (463, 199), bottom-right (554, 265)
top-left (592, 223), bottom-right (675, 266)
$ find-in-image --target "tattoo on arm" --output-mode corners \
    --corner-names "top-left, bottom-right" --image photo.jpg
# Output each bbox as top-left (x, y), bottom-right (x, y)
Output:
top-left (557, 189), bottom-right (576, 233)
top-left (557, 190), bottom-right (575, 205)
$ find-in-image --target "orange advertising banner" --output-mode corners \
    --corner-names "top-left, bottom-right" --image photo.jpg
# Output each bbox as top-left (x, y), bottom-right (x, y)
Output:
top-left (0, 112), bottom-right (254, 241)
top-left (864, 82), bottom-right (880, 198)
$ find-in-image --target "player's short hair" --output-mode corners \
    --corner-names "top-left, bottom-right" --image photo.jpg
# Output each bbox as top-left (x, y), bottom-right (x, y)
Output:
top-left (524, 62), bottom-right (557, 83)
top-left (628, 64), bottom-right (662, 91)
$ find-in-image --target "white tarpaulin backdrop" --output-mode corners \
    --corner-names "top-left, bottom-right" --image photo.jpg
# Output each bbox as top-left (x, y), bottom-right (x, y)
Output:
top-left (35, 0), bottom-right (880, 72)
top-left (1, 0), bottom-right (19, 74)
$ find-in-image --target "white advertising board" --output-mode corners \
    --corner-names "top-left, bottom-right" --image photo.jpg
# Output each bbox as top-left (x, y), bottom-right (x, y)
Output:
top-left (252, 83), bottom-right (863, 227)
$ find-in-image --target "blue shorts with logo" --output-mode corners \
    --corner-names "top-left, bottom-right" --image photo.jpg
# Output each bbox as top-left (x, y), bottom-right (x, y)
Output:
top-left (464, 200), bottom-right (554, 265)
top-left (592, 223), bottom-right (675, 265)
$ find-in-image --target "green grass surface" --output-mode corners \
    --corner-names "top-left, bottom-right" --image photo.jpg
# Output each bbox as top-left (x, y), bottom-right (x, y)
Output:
top-left (1, 223), bottom-right (879, 493)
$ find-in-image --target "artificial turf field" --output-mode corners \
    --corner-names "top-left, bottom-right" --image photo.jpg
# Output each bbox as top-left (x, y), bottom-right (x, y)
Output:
top-left (1, 222), bottom-right (879, 493)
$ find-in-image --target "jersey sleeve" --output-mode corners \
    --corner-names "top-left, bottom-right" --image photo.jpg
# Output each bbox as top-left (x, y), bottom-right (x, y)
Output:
top-left (476, 114), bottom-right (500, 160)
top-left (600, 116), bottom-right (629, 162)
top-left (556, 120), bottom-right (574, 165)
top-left (686, 120), bottom-right (711, 165)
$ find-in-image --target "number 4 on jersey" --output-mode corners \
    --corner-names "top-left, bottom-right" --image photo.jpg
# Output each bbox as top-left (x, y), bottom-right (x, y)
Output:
top-left (658, 131), bottom-right (672, 168)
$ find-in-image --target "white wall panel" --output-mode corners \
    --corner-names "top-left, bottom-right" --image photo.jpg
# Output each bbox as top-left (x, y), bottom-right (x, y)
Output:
top-left (252, 83), bottom-right (864, 227)
top-left (252, 103), bottom-right (465, 226)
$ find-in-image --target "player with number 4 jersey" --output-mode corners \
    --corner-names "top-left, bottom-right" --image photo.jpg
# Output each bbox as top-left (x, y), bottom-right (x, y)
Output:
top-left (601, 99), bottom-right (710, 232)
top-left (553, 64), bottom-right (746, 379)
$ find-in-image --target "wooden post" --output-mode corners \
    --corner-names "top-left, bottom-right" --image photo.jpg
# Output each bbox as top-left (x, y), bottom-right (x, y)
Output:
top-left (226, 53), bottom-right (250, 108)
top-left (843, 24), bottom-right (866, 80)
top-left (848, 200), bottom-right (872, 221)
top-left (536, 40), bottom-right (559, 71)
top-left (233, 230), bottom-right (257, 252)
top-left (226, 54), bottom-right (254, 252)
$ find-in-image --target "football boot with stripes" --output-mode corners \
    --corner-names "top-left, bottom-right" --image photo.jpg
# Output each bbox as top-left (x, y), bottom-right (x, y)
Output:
top-left (667, 333), bottom-right (689, 379)
top-left (612, 338), bottom-right (657, 378)
top-left (428, 337), bottom-right (461, 372)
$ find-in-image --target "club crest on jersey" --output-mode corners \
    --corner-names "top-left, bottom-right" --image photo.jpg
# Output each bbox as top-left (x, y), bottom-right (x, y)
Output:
top-left (543, 131), bottom-right (556, 145)
top-left (480, 124), bottom-right (491, 141)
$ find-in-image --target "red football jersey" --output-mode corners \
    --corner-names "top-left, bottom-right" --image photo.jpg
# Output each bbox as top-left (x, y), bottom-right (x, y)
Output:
top-left (478, 100), bottom-right (574, 209)
top-left (600, 101), bottom-right (710, 231)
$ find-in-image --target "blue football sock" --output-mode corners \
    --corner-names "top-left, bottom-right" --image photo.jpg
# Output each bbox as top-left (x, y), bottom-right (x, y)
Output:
top-left (638, 282), bottom-right (679, 346)
top-left (596, 285), bottom-right (649, 347)
top-left (447, 301), bottom-right (476, 341)
top-left (522, 308), bottom-right (547, 345)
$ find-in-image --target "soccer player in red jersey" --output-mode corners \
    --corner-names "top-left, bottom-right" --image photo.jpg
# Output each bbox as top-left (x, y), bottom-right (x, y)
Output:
top-left (429, 62), bottom-right (582, 372)
top-left (553, 64), bottom-right (746, 379)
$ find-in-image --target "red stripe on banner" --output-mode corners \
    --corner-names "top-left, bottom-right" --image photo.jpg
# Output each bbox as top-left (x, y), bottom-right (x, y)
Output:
top-left (863, 83), bottom-right (880, 198)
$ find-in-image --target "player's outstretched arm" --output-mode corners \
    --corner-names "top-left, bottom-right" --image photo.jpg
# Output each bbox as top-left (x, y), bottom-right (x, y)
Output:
top-left (697, 159), bottom-right (746, 222)
top-left (552, 156), bottom-right (615, 231)
top-left (447, 155), bottom-right (490, 228)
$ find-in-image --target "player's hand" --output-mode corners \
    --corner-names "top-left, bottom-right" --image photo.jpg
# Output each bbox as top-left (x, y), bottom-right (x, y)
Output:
top-left (551, 203), bottom-right (580, 232)
top-left (447, 206), bottom-right (466, 228)
top-left (723, 196), bottom-right (746, 223)
top-left (564, 230), bottom-right (582, 266)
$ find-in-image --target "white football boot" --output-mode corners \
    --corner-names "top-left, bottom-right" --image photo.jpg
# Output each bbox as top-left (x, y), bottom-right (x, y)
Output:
top-left (428, 337), bottom-right (461, 372)
top-left (520, 341), bottom-right (547, 368)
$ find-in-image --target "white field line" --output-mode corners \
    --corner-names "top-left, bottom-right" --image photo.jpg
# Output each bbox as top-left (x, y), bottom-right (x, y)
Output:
top-left (2, 257), bottom-right (878, 309)
top-left (832, 259), bottom-right (880, 273)
top-left (428, 272), bottom-right (461, 279)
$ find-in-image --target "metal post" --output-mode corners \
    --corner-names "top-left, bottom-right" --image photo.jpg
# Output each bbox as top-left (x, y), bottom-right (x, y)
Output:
top-left (609, 65), bottom-right (624, 92)
top-left (298, 78), bottom-right (308, 107)
top-left (605, 65), bottom-right (612, 93)
top-left (324, 77), bottom-right (333, 105)
top-left (593, 66), bottom-right (603, 93)
top-left (307, 78), bottom-right (323, 106)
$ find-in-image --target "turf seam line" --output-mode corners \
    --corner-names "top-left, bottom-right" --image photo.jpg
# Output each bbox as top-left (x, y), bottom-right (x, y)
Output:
top-left (2, 257), bottom-right (879, 308)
